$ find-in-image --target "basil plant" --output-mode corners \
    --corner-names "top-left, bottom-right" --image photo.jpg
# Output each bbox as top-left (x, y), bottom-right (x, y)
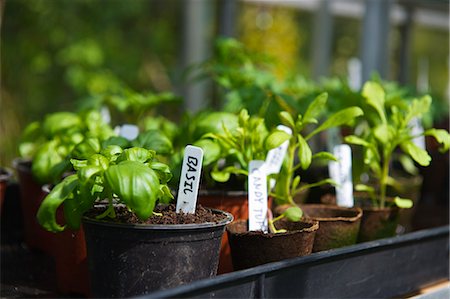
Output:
top-left (19, 110), bottom-right (115, 184)
top-left (37, 147), bottom-right (173, 233)
top-left (344, 81), bottom-right (450, 209)
top-left (267, 93), bottom-right (364, 213)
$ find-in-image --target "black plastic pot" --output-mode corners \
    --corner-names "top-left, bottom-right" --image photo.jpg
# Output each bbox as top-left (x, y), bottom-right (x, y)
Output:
top-left (142, 225), bottom-right (449, 299)
top-left (82, 209), bottom-right (233, 298)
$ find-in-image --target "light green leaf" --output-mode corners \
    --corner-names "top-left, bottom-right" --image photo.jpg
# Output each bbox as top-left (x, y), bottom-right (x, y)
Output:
top-left (117, 147), bottom-right (155, 163)
top-left (424, 128), bottom-right (450, 153)
top-left (344, 135), bottom-right (371, 147)
top-left (42, 112), bottom-right (82, 137)
top-left (279, 111), bottom-right (295, 129)
top-left (312, 151), bottom-right (338, 162)
top-left (401, 141), bottom-right (431, 166)
top-left (362, 81), bottom-right (387, 123)
top-left (37, 174), bottom-right (79, 232)
top-left (303, 92), bottom-right (328, 124)
top-left (210, 169), bottom-right (231, 183)
top-left (238, 109), bottom-right (250, 127)
top-left (193, 139), bottom-right (221, 166)
top-left (394, 196), bottom-right (413, 209)
top-left (373, 124), bottom-right (390, 145)
top-left (398, 154), bottom-right (419, 175)
top-left (105, 161), bottom-right (160, 220)
top-left (307, 107), bottom-right (364, 139)
top-left (283, 206), bottom-right (303, 222)
top-left (296, 178), bottom-right (336, 194)
top-left (297, 134), bottom-right (312, 170)
top-left (405, 96), bottom-right (432, 123)
top-left (265, 130), bottom-right (291, 150)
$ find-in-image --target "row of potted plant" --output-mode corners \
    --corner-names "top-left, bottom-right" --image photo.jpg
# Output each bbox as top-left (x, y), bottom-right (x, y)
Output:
top-left (4, 76), bottom-right (445, 297)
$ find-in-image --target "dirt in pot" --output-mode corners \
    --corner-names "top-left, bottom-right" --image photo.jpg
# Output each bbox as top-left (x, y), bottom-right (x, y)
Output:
top-left (85, 203), bottom-right (228, 225)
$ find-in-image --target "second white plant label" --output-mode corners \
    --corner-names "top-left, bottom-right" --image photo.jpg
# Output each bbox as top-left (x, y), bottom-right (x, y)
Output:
top-left (248, 160), bottom-right (268, 233)
top-left (176, 145), bottom-right (204, 214)
top-left (328, 144), bottom-right (354, 207)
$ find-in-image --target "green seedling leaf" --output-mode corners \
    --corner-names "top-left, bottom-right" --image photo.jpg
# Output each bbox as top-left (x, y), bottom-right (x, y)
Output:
top-left (303, 92), bottom-right (328, 124)
top-left (37, 174), bottom-right (79, 232)
top-left (424, 128), bottom-right (450, 153)
top-left (283, 206), bottom-right (303, 222)
top-left (394, 196), bottom-right (413, 209)
top-left (398, 154), bottom-right (419, 175)
top-left (279, 111), bottom-right (295, 129)
top-left (362, 81), bottom-right (387, 123)
top-left (405, 96), bottom-right (432, 124)
top-left (401, 141), bottom-right (431, 166)
top-left (296, 178), bottom-right (336, 194)
top-left (307, 107), bottom-right (363, 139)
top-left (238, 109), bottom-right (250, 127)
top-left (70, 159), bottom-right (87, 170)
top-left (117, 147), bottom-right (155, 163)
top-left (211, 168), bottom-right (231, 183)
top-left (265, 130), bottom-right (291, 150)
top-left (297, 134), bottom-right (312, 170)
top-left (149, 161), bottom-right (173, 184)
top-left (100, 145), bottom-right (123, 162)
top-left (87, 154), bottom-right (109, 170)
top-left (105, 161), bottom-right (160, 220)
top-left (344, 135), bottom-right (371, 147)
top-left (355, 183), bottom-right (375, 193)
top-left (373, 124), bottom-right (390, 145)
top-left (312, 151), bottom-right (338, 162)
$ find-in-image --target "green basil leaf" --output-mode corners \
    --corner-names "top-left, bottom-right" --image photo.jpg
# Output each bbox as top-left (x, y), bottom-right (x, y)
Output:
top-left (71, 137), bottom-right (101, 159)
top-left (42, 112), bottom-right (82, 137)
top-left (283, 206), bottom-right (303, 222)
top-left (303, 92), bottom-right (328, 124)
top-left (37, 174), bottom-right (79, 232)
top-left (78, 165), bottom-right (103, 183)
top-left (362, 81), bottom-right (387, 123)
top-left (132, 130), bottom-right (173, 155)
top-left (117, 147), bottom-right (155, 163)
top-left (101, 136), bottom-right (130, 149)
top-left (401, 141), bottom-right (431, 166)
top-left (148, 161), bottom-right (173, 184)
top-left (105, 161), bottom-right (160, 220)
top-left (193, 139), bottom-right (221, 166)
top-left (265, 130), bottom-right (291, 150)
top-left (394, 196), bottom-right (413, 209)
top-left (87, 154), bottom-right (109, 170)
top-left (297, 134), bottom-right (312, 170)
top-left (32, 141), bottom-right (65, 184)
top-left (70, 159), bottom-right (87, 170)
top-left (100, 145), bottom-right (123, 162)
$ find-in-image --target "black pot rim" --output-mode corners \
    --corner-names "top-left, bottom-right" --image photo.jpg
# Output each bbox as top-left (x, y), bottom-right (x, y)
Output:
top-left (0, 167), bottom-right (13, 182)
top-left (12, 157), bottom-right (32, 172)
top-left (82, 208), bottom-right (234, 230)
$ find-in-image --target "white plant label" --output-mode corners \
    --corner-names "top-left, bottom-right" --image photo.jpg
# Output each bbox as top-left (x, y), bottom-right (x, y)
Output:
top-left (410, 117), bottom-right (426, 150)
top-left (176, 145), bottom-right (204, 214)
top-left (265, 125), bottom-right (292, 189)
top-left (328, 144), bottom-right (354, 207)
top-left (248, 160), bottom-right (268, 233)
top-left (100, 106), bottom-right (111, 124)
top-left (119, 124), bottom-right (139, 141)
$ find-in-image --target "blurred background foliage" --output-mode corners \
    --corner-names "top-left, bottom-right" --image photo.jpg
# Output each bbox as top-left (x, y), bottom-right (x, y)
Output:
top-left (1, 0), bottom-right (449, 166)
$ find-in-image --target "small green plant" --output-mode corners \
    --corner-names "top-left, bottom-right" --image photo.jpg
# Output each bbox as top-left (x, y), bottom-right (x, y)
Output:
top-left (19, 110), bottom-right (115, 184)
top-left (194, 109), bottom-right (270, 184)
top-left (344, 81), bottom-right (450, 209)
top-left (37, 147), bottom-right (173, 232)
top-left (266, 93), bottom-right (364, 226)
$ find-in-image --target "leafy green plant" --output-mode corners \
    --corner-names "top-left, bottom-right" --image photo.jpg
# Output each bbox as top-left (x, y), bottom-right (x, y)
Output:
top-left (344, 81), bottom-right (450, 209)
top-left (194, 109), bottom-right (270, 185)
top-left (19, 110), bottom-right (115, 184)
top-left (37, 147), bottom-right (173, 233)
top-left (266, 93), bottom-right (364, 225)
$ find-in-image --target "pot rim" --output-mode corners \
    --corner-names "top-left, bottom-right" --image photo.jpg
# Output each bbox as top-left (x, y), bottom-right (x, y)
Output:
top-left (12, 157), bottom-right (32, 172)
top-left (0, 167), bottom-right (13, 182)
top-left (82, 207), bottom-right (234, 230)
top-left (226, 218), bottom-right (319, 237)
top-left (300, 204), bottom-right (363, 222)
top-left (198, 189), bottom-right (247, 197)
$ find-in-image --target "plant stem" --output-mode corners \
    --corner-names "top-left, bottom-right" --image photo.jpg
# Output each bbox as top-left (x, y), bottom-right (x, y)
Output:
top-left (284, 141), bottom-right (296, 206)
top-left (380, 156), bottom-right (390, 209)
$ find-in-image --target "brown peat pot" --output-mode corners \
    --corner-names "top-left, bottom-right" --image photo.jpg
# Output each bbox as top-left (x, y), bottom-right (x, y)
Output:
top-left (83, 208), bottom-right (233, 298)
top-left (300, 204), bottom-right (362, 252)
top-left (226, 218), bottom-right (318, 271)
top-left (198, 190), bottom-right (273, 274)
top-left (358, 206), bottom-right (400, 242)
